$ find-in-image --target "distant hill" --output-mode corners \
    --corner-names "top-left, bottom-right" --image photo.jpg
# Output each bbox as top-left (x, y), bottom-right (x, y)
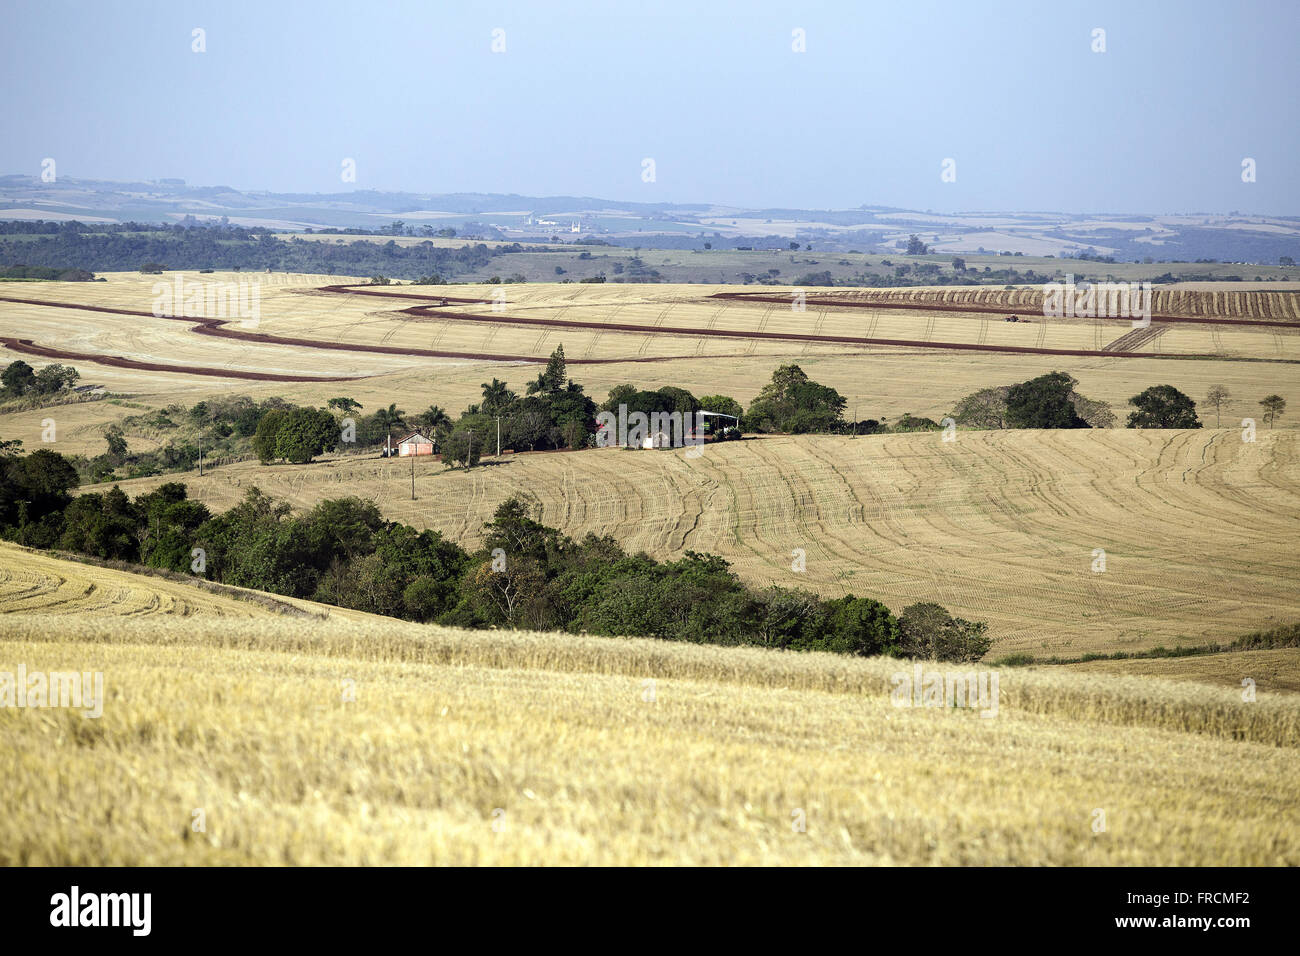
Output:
top-left (2, 174), bottom-right (1298, 264)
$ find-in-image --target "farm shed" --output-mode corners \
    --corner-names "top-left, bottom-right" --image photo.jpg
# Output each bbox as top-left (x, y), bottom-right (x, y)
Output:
top-left (396, 431), bottom-right (436, 456)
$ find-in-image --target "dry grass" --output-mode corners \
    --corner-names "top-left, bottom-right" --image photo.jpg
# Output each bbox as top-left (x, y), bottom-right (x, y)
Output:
top-left (3, 595), bottom-right (1300, 865)
top-left (104, 429), bottom-right (1300, 657)
top-left (1066, 649), bottom-right (1300, 695)
top-left (0, 541), bottom-right (285, 619)
top-left (1, 272), bottom-right (1295, 460)
top-left (0, 541), bottom-right (370, 621)
top-left (5, 274), bottom-right (1299, 866)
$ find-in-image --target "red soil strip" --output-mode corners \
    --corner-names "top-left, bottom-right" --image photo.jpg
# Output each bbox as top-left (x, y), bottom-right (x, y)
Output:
top-left (0, 337), bottom-right (359, 382)
top-left (315, 284), bottom-right (490, 304)
top-left (0, 293), bottom-right (735, 372)
top-left (4, 285), bottom-right (1297, 375)
top-left (329, 287), bottom-right (1286, 361)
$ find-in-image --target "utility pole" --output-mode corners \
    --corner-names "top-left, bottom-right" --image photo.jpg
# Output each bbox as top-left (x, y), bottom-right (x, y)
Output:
top-left (198, 437), bottom-right (204, 476)
top-left (852, 404), bottom-right (857, 438)
top-left (467, 430), bottom-right (473, 470)
top-left (496, 417), bottom-right (501, 457)
top-left (411, 453), bottom-right (415, 500)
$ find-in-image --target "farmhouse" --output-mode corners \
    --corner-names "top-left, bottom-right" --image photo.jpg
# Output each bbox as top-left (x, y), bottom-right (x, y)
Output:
top-left (395, 431), bottom-right (436, 456)
top-left (596, 407), bottom-right (738, 449)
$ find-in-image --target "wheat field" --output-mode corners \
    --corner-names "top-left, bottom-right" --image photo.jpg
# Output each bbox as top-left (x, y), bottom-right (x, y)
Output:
top-left (4, 273), bottom-right (1299, 865)
top-left (103, 429), bottom-right (1300, 656)
top-left (2, 574), bottom-right (1299, 865)
top-left (2, 272), bottom-right (1296, 463)
top-left (0, 542), bottom-right (287, 619)
top-left (0, 541), bottom-right (369, 621)
top-left (3, 275), bottom-right (1296, 379)
top-left (1066, 649), bottom-right (1300, 694)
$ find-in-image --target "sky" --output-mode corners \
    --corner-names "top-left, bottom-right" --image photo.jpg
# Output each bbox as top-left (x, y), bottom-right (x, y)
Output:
top-left (2, 0), bottom-right (1297, 214)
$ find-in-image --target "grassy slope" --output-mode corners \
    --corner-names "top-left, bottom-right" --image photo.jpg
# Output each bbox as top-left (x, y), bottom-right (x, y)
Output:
top-left (1065, 649), bottom-right (1300, 694)
top-left (98, 430), bottom-right (1300, 657)
top-left (1, 552), bottom-right (1299, 865)
top-left (0, 540), bottom-right (373, 621)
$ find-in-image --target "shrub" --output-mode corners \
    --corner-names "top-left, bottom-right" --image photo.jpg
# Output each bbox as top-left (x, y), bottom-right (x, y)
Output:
top-left (898, 602), bottom-right (992, 662)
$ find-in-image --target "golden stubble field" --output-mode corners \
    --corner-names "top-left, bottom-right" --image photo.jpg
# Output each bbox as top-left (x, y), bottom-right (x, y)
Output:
top-left (1, 272), bottom-right (1296, 460)
top-left (103, 429), bottom-right (1300, 657)
top-left (1, 554), bottom-right (1298, 866)
top-left (0, 541), bottom-right (371, 622)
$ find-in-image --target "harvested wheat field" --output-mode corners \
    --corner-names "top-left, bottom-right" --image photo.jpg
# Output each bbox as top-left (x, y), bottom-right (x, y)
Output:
top-left (3, 273), bottom-right (1297, 463)
top-left (2, 581), bottom-right (1299, 865)
top-left (0, 541), bottom-right (362, 621)
top-left (2, 274), bottom-right (1297, 398)
top-left (5, 347), bottom-right (1298, 466)
top-left (104, 428), bottom-right (1300, 657)
top-left (1066, 649), bottom-right (1300, 695)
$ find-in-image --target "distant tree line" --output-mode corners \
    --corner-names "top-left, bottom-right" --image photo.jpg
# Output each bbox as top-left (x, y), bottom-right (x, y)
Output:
top-left (950, 371), bottom-right (1287, 431)
top-left (1, 360), bottom-right (80, 400)
top-left (0, 222), bottom-right (543, 279)
top-left (0, 265), bottom-right (96, 281)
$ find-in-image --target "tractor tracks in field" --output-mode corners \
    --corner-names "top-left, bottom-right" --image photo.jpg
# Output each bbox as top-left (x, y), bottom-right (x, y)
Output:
top-left (7, 284), bottom-right (1298, 381)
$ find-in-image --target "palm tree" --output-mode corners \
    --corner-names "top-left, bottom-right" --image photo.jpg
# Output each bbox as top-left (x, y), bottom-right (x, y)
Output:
top-left (374, 403), bottom-right (406, 449)
top-left (480, 379), bottom-right (516, 416)
top-left (422, 405), bottom-right (451, 432)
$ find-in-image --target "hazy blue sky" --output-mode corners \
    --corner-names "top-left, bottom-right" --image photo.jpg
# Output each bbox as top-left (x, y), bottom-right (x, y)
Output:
top-left (2, 0), bottom-right (1296, 213)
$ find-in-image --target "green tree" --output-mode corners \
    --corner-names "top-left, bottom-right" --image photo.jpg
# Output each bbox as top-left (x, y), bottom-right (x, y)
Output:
top-left (527, 345), bottom-right (567, 395)
top-left (302, 497), bottom-right (384, 561)
top-left (745, 364), bottom-right (846, 433)
top-left (601, 384), bottom-right (639, 412)
top-left (103, 426), bottom-right (130, 466)
top-left (32, 364), bottom-right (79, 395)
top-left (439, 426), bottom-right (482, 469)
top-left (419, 405), bottom-right (452, 432)
top-left (803, 595), bottom-right (900, 656)
top-left (0, 448), bottom-right (79, 539)
top-left (467, 557), bottom-right (547, 626)
top-left (133, 482), bottom-right (211, 570)
top-left (1126, 385), bottom-right (1202, 429)
top-left (326, 397), bottom-right (362, 414)
top-left (697, 394), bottom-right (743, 419)
top-left (481, 496), bottom-right (561, 564)
top-left (59, 488), bottom-right (138, 560)
top-left (898, 602), bottom-right (991, 662)
top-left (1, 360), bottom-right (36, 397)
top-left (1259, 394), bottom-right (1286, 428)
top-left (375, 403), bottom-right (406, 434)
top-left (951, 386), bottom-right (1011, 429)
top-left (1005, 372), bottom-right (1089, 429)
top-left (253, 408), bottom-right (288, 462)
top-left (275, 407), bottom-right (338, 463)
top-left (479, 378), bottom-right (517, 416)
